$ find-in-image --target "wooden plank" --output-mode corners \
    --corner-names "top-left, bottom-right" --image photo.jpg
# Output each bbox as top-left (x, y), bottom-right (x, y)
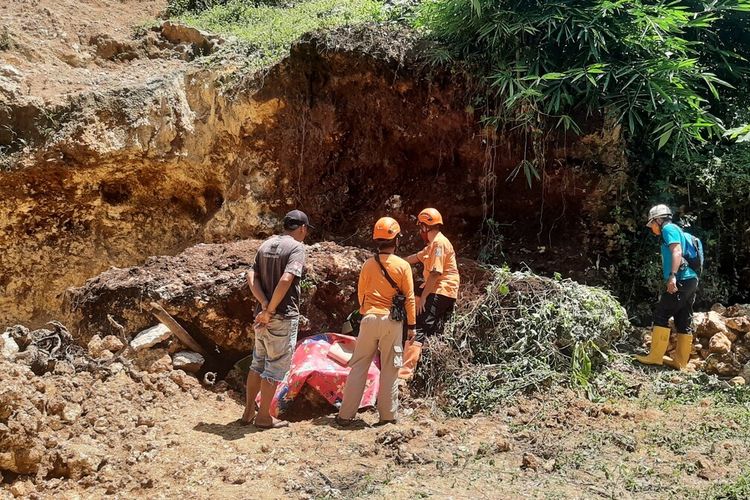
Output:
top-left (147, 301), bottom-right (208, 356)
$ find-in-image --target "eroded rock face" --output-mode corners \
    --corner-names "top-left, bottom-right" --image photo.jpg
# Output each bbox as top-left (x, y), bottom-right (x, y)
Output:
top-left (65, 238), bottom-right (491, 363)
top-left (0, 26), bottom-right (612, 330)
top-left (65, 240), bottom-right (370, 357)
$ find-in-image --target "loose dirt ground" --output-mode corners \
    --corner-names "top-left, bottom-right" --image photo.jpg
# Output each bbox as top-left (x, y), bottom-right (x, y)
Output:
top-left (3, 355), bottom-right (747, 499)
top-left (1, 0), bottom-right (185, 104)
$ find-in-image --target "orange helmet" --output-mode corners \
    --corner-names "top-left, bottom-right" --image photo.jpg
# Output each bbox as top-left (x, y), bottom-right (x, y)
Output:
top-left (418, 208), bottom-right (443, 226)
top-left (373, 217), bottom-right (401, 240)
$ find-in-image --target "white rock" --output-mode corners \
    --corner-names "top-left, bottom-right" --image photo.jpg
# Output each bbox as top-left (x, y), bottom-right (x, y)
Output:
top-left (1, 332), bottom-right (20, 358)
top-left (61, 403), bottom-right (82, 423)
top-left (172, 351), bottom-right (205, 373)
top-left (130, 324), bottom-right (172, 351)
top-left (0, 64), bottom-right (22, 78)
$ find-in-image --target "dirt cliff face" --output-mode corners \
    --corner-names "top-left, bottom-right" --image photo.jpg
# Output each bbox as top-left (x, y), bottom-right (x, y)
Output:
top-left (0, 25), bottom-right (619, 329)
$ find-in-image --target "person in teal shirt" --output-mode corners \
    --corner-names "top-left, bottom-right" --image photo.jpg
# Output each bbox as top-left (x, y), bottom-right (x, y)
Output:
top-left (635, 204), bottom-right (699, 370)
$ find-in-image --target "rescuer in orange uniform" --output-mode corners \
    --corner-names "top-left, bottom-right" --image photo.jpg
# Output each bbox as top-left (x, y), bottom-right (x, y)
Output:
top-left (336, 217), bottom-right (417, 426)
top-left (406, 208), bottom-right (460, 340)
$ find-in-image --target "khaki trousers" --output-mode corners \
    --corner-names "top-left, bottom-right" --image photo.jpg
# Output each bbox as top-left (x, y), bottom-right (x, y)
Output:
top-left (339, 314), bottom-right (403, 421)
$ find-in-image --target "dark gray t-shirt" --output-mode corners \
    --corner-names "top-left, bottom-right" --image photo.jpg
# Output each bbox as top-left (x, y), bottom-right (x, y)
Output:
top-left (252, 234), bottom-right (306, 317)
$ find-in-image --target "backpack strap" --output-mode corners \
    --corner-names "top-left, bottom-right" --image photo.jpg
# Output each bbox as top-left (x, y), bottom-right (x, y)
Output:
top-left (375, 254), bottom-right (402, 294)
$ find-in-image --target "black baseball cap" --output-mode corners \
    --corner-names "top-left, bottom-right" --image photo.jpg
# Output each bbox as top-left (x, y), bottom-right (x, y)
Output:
top-left (283, 209), bottom-right (314, 229)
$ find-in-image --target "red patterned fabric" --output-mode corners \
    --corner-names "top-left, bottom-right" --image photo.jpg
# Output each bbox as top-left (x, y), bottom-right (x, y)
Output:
top-left (257, 333), bottom-right (380, 417)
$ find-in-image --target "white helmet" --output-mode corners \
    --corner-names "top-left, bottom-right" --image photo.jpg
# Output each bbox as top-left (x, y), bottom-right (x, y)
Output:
top-left (646, 204), bottom-right (672, 225)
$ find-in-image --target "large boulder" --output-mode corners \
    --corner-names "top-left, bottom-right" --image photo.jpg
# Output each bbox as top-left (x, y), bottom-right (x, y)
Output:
top-left (64, 240), bottom-right (369, 356)
top-left (65, 239), bottom-right (490, 361)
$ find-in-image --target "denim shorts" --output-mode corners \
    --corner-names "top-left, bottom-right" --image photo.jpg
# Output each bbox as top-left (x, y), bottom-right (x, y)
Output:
top-left (250, 316), bottom-right (299, 383)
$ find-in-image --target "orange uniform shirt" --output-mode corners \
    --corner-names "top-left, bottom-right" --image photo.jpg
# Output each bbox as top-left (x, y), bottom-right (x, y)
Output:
top-left (358, 253), bottom-right (417, 326)
top-left (416, 232), bottom-right (460, 299)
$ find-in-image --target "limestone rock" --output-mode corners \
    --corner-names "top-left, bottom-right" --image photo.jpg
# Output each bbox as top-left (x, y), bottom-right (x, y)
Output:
top-left (133, 347), bottom-right (171, 373)
top-left (725, 304), bottom-right (750, 317)
top-left (101, 335), bottom-right (125, 352)
top-left (1, 332), bottom-right (20, 358)
top-left (703, 353), bottom-right (741, 377)
top-left (170, 370), bottom-right (200, 390)
top-left (171, 350), bottom-right (204, 373)
top-left (149, 352), bottom-right (173, 374)
top-left (57, 443), bottom-right (105, 479)
top-left (729, 376), bottom-right (745, 387)
top-left (726, 316), bottom-right (750, 333)
top-left (130, 324), bottom-right (172, 351)
top-left (693, 311), bottom-right (729, 338)
top-left (709, 333), bottom-right (732, 354)
top-left (741, 362), bottom-right (750, 384)
top-left (710, 303), bottom-right (727, 315)
top-left (61, 403), bottom-right (82, 423)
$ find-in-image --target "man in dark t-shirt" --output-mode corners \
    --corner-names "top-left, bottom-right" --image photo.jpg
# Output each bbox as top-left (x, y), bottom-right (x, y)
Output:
top-left (241, 210), bottom-right (311, 429)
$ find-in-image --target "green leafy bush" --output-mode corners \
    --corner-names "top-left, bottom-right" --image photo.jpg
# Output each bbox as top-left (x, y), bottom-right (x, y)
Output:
top-left (416, 0), bottom-right (750, 155)
top-left (420, 267), bottom-right (630, 416)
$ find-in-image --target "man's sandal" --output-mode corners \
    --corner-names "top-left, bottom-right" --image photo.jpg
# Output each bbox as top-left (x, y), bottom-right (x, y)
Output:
top-left (334, 415), bottom-right (354, 427)
top-left (254, 419), bottom-right (289, 430)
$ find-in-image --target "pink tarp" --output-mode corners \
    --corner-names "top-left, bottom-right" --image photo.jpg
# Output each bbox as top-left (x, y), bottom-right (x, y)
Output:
top-left (258, 333), bottom-right (380, 417)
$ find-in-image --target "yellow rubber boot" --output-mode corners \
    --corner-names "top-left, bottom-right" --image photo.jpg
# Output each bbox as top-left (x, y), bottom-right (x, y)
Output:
top-left (663, 333), bottom-right (693, 370)
top-left (634, 326), bottom-right (671, 365)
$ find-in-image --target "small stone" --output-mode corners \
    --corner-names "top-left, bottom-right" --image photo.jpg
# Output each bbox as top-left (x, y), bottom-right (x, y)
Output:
top-left (130, 324), bottom-right (172, 351)
top-left (726, 317), bottom-right (750, 333)
top-left (729, 376), bottom-right (745, 387)
top-left (704, 354), bottom-right (741, 377)
top-left (260, 444), bottom-right (271, 453)
top-left (494, 438), bottom-right (512, 452)
top-left (709, 333), bottom-right (732, 354)
top-left (741, 362), bottom-right (750, 384)
top-left (1, 331), bottom-right (20, 358)
top-left (710, 303), bottom-right (727, 315)
top-left (10, 480), bottom-right (35, 498)
top-left (169, 370), bottom-right (200, 390)
top-left (101, 335), bottom-right (125, 352)
top-left (171, 351), bottom-right (205, 373)
top-left (694, 311), bottom-right (729, 338)
top-left (725, 304), bottom-right (750, 318)
top-left (149, 353), bottom-right (174, 374)
top-left (61, 403), bottom-right (82, 423)
top-left (521, 452), bottom-right (541, 470)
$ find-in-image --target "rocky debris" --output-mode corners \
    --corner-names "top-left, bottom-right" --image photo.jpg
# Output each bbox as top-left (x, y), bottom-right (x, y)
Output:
top-left (66, 240), bottom-right (374, 354)
top-left (160, 22), bottom-right (222, 58)
top-left (2, 322), bottom-right (90, 375)
top-left (87, 334), bottom-right (125, 359)
top-left (0, 331), bottom-right (20, 358)
top-left (709, 332), bottom-right (732, 354)
top-left (130, 324), bottom-right (172, 351)
top-left (645, 305), bottom-right (750, 378)
top-left (172, 351), bottom-right (205, 373)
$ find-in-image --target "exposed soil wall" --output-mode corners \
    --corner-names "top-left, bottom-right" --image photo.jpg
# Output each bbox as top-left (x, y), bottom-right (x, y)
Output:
top-left (0, 25), bottom-right (620, 329)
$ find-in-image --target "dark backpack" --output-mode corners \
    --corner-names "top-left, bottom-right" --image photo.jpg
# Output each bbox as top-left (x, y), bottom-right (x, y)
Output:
top-left (682, 231), bottom-right (704, 274)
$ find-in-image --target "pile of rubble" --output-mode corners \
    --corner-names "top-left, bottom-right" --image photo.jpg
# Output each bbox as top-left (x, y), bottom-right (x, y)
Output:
top-left (642, 303), bottom-right (750, 382)
top-left (0, 319), bottom-right (216, 493)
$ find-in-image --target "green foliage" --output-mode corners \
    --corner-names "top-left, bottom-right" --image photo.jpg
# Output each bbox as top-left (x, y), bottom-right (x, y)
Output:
top-left (171, 0), bottom-right (383, 70)
top-left (603, 137), bottom-right (750, 319)
top-left (706, 470), bottom-right (750, 500)
top-left (424, 267), bottom-right (630, 417)
top-left (417, 0), bottom-right (750, 154)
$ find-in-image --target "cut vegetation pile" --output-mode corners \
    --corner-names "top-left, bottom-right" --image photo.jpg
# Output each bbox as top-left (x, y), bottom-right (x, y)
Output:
top-left (419, 268), bottom-right (631, 416)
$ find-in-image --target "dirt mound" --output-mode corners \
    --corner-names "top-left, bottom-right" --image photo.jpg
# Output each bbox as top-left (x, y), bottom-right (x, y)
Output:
top-left (64, 238), bottom-right (492, 365)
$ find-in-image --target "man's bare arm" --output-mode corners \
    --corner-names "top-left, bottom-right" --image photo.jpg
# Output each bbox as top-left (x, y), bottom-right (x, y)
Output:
top-left (247, 269), bottom-right (269, 310)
